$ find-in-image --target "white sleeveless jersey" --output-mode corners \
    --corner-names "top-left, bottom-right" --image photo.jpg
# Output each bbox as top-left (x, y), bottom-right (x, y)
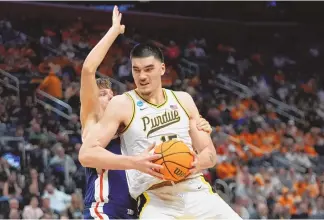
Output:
top-left (120, 89), bottom-right (199, 199)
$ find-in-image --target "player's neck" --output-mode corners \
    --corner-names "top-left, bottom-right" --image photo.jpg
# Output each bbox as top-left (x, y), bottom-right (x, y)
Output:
top-left (137, 88), bottom-right (165, 106)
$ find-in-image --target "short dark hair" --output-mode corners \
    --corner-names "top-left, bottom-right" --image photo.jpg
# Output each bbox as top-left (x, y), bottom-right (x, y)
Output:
top-left (130, 42), bottom-right (164, 63)
top-left (96, 78), bottom-right (112, 89)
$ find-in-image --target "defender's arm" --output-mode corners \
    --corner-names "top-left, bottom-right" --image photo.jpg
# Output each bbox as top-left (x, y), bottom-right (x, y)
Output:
top-left (80, 6), bottom-right (124, 127)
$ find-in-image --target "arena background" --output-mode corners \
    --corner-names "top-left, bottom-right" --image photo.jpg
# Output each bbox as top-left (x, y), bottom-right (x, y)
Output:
top-left (0, 1), bottom-right (324, 219)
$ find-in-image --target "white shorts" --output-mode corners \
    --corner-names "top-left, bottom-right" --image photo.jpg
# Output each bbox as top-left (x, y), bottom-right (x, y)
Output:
top-left (138, 176), bottom-right (242, 219)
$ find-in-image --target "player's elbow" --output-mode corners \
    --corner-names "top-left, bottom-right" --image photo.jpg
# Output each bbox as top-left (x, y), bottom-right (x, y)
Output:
top-left (82, 62), bottom-right (96, 75)
top-left (78, 147), bottom-right (93, 167)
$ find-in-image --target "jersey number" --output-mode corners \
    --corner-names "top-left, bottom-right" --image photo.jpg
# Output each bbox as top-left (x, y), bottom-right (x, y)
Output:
top-left (161, 134), bottom-right (178, 142)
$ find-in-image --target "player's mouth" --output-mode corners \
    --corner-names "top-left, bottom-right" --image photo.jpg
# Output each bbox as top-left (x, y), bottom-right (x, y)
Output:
top-left (139, 82), bottom-right (149, 86)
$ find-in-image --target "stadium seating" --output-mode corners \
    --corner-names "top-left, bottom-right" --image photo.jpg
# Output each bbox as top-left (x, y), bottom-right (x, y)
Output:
top-left (0, 2), bottom-right (324, 219)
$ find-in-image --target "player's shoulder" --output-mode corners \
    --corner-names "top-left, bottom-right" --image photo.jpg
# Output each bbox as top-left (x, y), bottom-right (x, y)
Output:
top-left (108, 93), bottom-right (134, 118)
top-left (172, 90), bottom-right (193, 100)
top-left (109, 93), bottom-right (133, 106)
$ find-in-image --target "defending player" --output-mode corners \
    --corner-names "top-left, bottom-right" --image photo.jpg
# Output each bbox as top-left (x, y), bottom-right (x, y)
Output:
top-left (80, 6), bottom-right (213, 219)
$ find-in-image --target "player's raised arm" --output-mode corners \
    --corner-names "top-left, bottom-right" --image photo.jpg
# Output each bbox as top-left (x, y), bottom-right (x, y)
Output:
top-left (175, 91), bottom-right (217, 170)
top-left (79, 95), bottom-right (164, 177)
top-left (80, 5), bottom-right (125, 127)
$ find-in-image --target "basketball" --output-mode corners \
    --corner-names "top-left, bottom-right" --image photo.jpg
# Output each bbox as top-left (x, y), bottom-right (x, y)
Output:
top-left (153, 140), bottom-right (194, 182)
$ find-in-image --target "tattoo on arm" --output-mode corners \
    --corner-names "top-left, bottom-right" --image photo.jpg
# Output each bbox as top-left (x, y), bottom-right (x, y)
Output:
top-left (208, 152), bottom-right (215, 164)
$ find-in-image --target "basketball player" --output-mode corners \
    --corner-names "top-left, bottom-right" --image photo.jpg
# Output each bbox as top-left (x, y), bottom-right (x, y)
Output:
top-left (80, 6), bottom-right (214, 219)
top-left (80, 41), bottom-right (241, 218)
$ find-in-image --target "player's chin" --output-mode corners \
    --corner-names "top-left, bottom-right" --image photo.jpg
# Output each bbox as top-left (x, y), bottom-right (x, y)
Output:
top-left (138, 87), bottom-right (152, 95)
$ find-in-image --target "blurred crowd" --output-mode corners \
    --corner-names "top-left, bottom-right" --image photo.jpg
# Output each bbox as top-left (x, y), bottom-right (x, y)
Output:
top-left (1, 4), bottom-right (324, 219)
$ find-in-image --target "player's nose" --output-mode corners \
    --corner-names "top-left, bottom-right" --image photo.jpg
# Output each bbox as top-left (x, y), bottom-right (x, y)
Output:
top-left (139, 73), bottom-right (147, 80)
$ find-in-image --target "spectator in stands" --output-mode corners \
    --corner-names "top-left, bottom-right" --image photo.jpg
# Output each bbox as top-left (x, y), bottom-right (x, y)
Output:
top-left (165, 40), bottom-right (180, 67)
top-left (5, 198), bottom-right (20, 218)
top-left (28, 123), bottom-right (48, 145)
top-left (22, 196), bottom-right (44, 219)
top-left (38, 71), bottom-right (62, 99)
top-left (270, 202), bottom-right (285, 219)
top-left (49, 143), bottom-right (76, 186)
top-left (250, 203), bottom-right (269, 219)
top-left (42, 183), bottom-right (71, 214)
top-left (311, 196), bottom-right (324, 218)
top-left (233, 196), bottom-right (250, 219)
top-left (23, 183), bottom-right (40, 207)
top-left (41, 197), bottom-right (57, 218)
top-left (117, 56), bottom-right (131, 82)
top-left (64, 82), bottom-right (80, 112)
top-left (3, 171), bottom-right (22, 200)
top-left (65, 192), bottom-right (83, 219)
top-left (8, 208), bottom-right (20, 219)
top-left (23, 169), bottom-right (44, 198)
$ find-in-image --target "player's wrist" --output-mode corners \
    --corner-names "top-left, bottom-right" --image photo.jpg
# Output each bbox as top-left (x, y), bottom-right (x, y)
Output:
top-left (122, 155), bottom-right (136, 170)
top-left (110, 26), bottom-right (122, 35)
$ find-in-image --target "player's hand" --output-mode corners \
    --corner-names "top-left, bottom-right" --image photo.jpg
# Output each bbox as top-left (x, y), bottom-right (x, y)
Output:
top-left (189, 150), bottom-right (200, 175)
top-left (196, 116), bottom-right (212, 134)
top-left (112, 5), bottom-right (125, 34)
top-left (134, 142), bottom-right (164, 179)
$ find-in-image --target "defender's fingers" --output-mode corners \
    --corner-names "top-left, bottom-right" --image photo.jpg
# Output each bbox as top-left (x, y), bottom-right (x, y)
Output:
top-left (148, 169), bottom-right (164, 179)
top-left (146, 153), bottom-right (161, 161)
top-left (150, 162), bottom-right (163, 170)
top-left (145, 142), bottom-right (156, 153)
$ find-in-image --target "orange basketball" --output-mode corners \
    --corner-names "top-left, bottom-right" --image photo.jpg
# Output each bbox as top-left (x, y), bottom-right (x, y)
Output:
top-left (153, 140), bottom-right (194, 182)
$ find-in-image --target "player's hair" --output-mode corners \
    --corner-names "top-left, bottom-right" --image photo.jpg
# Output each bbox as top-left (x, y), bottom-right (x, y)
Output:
top-left (130, 42), bottom-right (164, 63)
top-left (96, 78), bottom-right (112, 89)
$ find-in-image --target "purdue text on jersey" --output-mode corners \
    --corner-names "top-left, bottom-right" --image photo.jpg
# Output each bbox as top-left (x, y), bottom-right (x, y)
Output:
top-left (142, 110), bottom-right (181, 137)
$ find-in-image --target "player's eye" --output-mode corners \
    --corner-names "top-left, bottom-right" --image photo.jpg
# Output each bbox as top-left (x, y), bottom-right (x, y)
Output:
top-left (144, 68), bottom-right (153, 72)
top-left (133, 68), bottom-right (140, 73)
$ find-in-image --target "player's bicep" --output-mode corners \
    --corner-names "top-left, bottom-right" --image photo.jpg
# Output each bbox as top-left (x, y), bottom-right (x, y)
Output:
top-left (94, 98), bottom-right (122, 148)
top-left (189, 119), bottom-right (213, 153)
top-left (179, 92), bottom-right (213, 153)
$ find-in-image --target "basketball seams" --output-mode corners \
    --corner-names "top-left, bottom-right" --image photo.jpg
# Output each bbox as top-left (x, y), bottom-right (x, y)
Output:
top-left (163, 161), bottom-right (192, 169)
top-left (161, 162), bottom-right (178, 180)
top-left (162, 151), bottom-right (193, 158)
top-left (160, 141), bottom-right (178, 180)
top-left (161, 140), bottom-right (182, 153)
top-left (153, 140), bottom-right (193, 181)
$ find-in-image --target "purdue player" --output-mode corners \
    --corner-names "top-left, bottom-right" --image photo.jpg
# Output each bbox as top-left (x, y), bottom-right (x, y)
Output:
top-left (80, 41), bottom-right (241, 219)
top-left (80, 6), bottom-right (213, 219)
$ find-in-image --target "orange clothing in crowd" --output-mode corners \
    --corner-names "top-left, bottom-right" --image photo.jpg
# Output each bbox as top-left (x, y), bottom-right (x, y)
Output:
top-left (216, 162), bottom-right (237, 179)
top-left (277, 194), bottom-right (294, 208)
top-left (293, 181), bottom-right (308, 196)
top-left (38, 72), bottom-right (62, 99)
top-left (231, 107), bottom-right (244, 120)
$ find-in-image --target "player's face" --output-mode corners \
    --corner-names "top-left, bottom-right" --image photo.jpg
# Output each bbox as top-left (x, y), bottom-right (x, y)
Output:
top-left (99, 88), bottom-right (114, 110)
top-left (132, 56), bottom-right (165, 96)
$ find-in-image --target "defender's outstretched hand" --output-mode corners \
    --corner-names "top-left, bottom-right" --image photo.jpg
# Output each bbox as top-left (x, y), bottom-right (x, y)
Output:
top-left (133, 142), bottom-right (164, 179)
top-left (196, 116), bottom-right (212, 134)
top-left (112, 5), bottom-right (125, 34)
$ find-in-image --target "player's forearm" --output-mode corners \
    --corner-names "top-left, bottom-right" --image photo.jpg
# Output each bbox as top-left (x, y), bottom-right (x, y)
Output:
top-left (79, 146), bottom-right (135, 170)
top-left (82, 27), bottom-right (120, 72)
top-left (197, 145), bottom-right (217, 170)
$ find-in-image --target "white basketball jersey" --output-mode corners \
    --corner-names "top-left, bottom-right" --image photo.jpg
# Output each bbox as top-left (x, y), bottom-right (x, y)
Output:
top-left (120, 89), bottom-right (195, 199)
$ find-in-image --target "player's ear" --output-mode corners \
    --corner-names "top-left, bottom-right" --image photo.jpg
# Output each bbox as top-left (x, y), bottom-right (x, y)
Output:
top-left (161, 63), bottom-right (165, 76)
